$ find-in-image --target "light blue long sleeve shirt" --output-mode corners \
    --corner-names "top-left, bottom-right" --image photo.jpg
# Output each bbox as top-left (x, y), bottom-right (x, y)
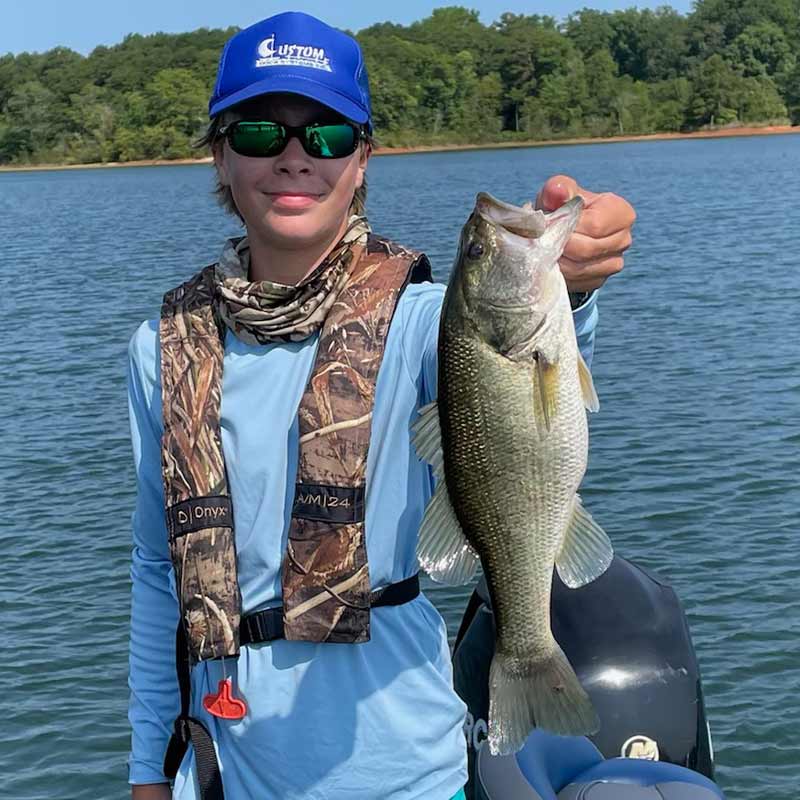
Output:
top-left (126, 280), bottom-right (598, 799)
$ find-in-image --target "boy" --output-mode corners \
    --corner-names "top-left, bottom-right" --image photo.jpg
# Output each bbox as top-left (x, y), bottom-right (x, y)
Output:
top-left (127, 12), bottom-right (635, 800)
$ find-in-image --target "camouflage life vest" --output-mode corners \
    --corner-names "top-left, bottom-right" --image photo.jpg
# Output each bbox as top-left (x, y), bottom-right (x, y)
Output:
top-left (159, 234), bottom-right (431, 663)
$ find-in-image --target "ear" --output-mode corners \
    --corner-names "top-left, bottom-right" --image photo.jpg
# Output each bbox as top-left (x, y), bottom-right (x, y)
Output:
top-left (354, 141), bottom-right (370, 190)
top-left (213, 140), bottom-right (231, 187)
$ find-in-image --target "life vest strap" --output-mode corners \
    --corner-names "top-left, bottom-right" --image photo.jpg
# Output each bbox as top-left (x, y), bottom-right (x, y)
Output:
top-left (163, 573), bottom-right (421, 794)
top-left (163, 623), bottom-right (227, 797)
top-left (164, 714), bottom-right (222, 798)
top-left (241, 573), bottom-right (420, 645)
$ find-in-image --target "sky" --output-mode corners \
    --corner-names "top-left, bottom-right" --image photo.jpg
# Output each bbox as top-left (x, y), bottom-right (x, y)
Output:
top-left (6, 0), bottom-right (695, 57)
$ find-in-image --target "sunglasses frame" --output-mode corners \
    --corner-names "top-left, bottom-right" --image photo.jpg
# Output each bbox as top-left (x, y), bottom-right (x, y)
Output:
top-left (218, 120), bottom-right (366, 159)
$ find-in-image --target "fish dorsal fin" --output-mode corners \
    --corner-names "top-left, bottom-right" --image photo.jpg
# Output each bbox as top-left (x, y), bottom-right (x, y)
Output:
top-left (577, 352), bottom-right (599, 412)
top-left (412, 402), bottom-right (480, 585)
top-left (555, 495), bottom-right (613, 588)
top-left (534, 356), bottom-right (559, 435)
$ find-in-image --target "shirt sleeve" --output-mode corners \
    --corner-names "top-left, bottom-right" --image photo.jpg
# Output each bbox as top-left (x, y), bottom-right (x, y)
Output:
top-left (126, 321), bottom-right (181, 785)
top-left (571, 290), bottom-right (599, 369)
top-left (394, 283), bottom-right (446, 408)
top-left (415, 286), bottom-right (600, 403)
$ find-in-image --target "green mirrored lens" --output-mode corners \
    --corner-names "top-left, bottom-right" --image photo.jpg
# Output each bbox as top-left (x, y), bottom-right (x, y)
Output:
top-left (227, 121), bottom-right (358, 159)
top-left (306, 124), bottom-right (357, 158)
top-left (230, 122), bottom-right (285, 156)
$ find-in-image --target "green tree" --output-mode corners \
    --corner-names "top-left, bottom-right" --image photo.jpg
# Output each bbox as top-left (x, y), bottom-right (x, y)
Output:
top-left (725, 21), bottom-right (794, 76)
top-left (112, 126), bottom-right (144, 162)
top-left (533, 55), bottom-right (589, 135)
top-left (406, 6), bottom-right (495, 61)
top-left (411, 48), bottom-right (460, 134)
top-left (782, 60), bottom-right (800, 122)
top-left (691, 0), bottom-right (799, 44)
top-left (737, 74), bottom-right (789, 120)
top-left (568, 7), bottom-right (689, 83)
top-left (64, 84), bottom-right (116, 162)
top-left (367, 60), bottom-right (419, 135)
top-left (649, 77), bottom-right (692, 130)
top-left (611, 76), bottom-right (653, 134)
top-left (688, 54), bottom-right (744, 125)
top-left (134, 122), bottom-right (194, 160)
top-left (474, 72), bottom-right (504, 135)
top-left (584, 49), bottom-right (619, 121)
top-left (0, 52), bottom-right (39, 110)
top-left (142, 68), bottom-right (207, 138)
top-left (359, 35), bottom-right (453, 134)
top-left (639, 7), bottom-right (691, 81)
top-left (0, 113), bottom-right (26, 163)
top-left (448, 51), bottom-right (480, 132)
top-left (565, 9), bottom-right (615, 57)
top-left (606, 9), bottom-right (651, 80)
top-left (2, 81), bottom-right (57, 161)
top-left (492, 13), bottom-right (576, 131)
top-left (36, 47), bottom-right (88, 106)
top-left (86, 29), bottom-right (235, 95)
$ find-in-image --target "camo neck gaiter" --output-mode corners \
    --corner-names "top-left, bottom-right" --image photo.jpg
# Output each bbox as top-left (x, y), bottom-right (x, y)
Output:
top-left (213, 215), bottom-right (371, 344)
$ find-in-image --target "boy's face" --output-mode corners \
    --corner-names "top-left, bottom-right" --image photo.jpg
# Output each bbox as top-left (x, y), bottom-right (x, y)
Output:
top-left (213, 93), bottom-right (368, 252)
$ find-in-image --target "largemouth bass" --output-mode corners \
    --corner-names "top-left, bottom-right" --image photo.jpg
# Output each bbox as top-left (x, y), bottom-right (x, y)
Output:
top-left (413, 192), bottom-right (613, 755)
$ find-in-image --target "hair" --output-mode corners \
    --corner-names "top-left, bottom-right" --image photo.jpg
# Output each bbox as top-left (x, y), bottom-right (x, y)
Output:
top-left (195, 103), bottom-right (374, 222)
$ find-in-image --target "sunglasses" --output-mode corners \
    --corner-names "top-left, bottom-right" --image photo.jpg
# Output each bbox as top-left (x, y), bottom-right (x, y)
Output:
top-left (218, 120), bottom-right (365, 159)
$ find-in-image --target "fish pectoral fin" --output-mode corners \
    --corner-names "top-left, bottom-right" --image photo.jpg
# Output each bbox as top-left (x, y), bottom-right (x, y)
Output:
top-left (534, 355), bottom-right (559, 434)
top-left (411, 401), bottom-right (444, 479)
top-left (417, 480), bottom-right (480, 585)
top-left (555, 495), bottom-right (614, 588)
top-left (577, 352), bottom-right (599, 412)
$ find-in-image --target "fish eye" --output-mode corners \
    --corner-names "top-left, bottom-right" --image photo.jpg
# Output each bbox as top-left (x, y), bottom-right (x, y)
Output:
top-left (467, 241), bottom-right (484, 259)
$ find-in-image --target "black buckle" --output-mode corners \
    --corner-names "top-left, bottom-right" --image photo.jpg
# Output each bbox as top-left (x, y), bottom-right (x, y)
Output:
top-left (241, 607), bottom-right (284, 645)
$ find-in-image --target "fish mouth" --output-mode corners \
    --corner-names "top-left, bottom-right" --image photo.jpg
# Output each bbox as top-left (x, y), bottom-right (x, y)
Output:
top-left (476, 192), bottom-right (547, 239)
top-left (476, 191), bottom-right (584, 243)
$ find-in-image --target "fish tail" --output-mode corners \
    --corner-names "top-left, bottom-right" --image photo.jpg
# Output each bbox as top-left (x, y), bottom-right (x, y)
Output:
top-left (487, 646), bottom-right (599, 755)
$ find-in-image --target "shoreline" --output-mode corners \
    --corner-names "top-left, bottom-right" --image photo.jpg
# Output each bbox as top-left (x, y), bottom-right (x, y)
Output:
top-left (1, 124), bottom-right (797, 173)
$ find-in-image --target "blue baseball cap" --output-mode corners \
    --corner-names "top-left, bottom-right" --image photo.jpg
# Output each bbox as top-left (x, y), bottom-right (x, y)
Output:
top-left (209, 12), bottom-right (372, 130)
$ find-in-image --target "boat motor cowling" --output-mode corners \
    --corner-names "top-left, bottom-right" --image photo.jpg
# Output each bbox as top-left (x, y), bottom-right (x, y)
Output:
top-left (452, 556), bottom-right (715, 799)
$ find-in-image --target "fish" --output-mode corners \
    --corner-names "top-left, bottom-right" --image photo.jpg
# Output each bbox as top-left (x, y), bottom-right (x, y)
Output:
top-left (413, 192), bottom-right (613, 755)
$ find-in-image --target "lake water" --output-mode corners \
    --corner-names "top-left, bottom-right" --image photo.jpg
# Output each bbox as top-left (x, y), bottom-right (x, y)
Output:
top-left (1, 134), bottom-right (799, 799)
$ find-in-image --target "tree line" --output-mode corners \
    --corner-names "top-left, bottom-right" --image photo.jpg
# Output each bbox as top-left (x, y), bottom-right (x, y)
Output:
top-left (1, 0), bottom-right (798, 165)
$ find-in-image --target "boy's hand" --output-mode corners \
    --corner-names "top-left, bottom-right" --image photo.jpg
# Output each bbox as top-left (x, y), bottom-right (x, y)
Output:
top-left (536, 175), bottom-right (636, 293)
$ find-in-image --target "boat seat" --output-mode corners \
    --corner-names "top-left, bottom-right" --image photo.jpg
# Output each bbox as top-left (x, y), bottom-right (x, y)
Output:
top-left (475, 731), bottom-right (725, 800)
top-left (559, 783), bottom-right (721, 799)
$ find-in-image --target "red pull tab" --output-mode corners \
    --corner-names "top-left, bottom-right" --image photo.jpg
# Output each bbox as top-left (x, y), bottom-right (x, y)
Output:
top-left (203, 678), bottom-right (247, 720)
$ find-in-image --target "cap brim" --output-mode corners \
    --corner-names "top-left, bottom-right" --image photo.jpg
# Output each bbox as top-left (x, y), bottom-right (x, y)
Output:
top-left (209, 75), bottom-right (369, 126)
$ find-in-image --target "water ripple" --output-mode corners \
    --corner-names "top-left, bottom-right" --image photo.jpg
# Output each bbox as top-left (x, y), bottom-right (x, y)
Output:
top-left (1, 136), bottom-right (799, 799)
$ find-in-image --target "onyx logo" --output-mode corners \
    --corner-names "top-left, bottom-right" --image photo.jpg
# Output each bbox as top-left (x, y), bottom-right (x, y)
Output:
top-left (176, 504), bottom-right (228, 525)
top-left (169, 497), bottom-right (233, 537)
top-left (463, 711), bottom-right (488, 752)
top-left (621, 734), bottom-right (660, 760)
